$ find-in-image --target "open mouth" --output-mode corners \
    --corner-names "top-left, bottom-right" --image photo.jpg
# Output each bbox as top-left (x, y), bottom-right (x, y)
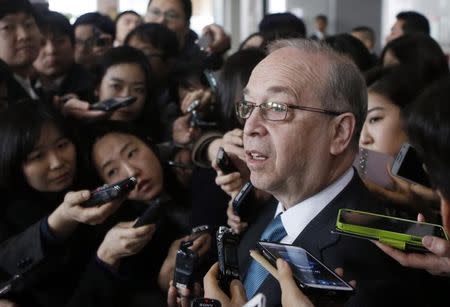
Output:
top-left (246, 150), bottom-right (268, 161)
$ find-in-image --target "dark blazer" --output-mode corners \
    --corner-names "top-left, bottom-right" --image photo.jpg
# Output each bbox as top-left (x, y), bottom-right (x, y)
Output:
top-left (36, 63), bottom-right (96, 106)
top-left (238, 173), bottom-right (440, 307)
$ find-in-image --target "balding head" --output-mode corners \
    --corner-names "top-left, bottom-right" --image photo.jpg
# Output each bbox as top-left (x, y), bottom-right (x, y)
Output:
top-left (266, 39), bottom-right (367, 148)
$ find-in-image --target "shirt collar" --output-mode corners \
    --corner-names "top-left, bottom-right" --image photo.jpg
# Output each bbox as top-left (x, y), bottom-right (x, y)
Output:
top-left (275, 167), bottom-right (354, 244)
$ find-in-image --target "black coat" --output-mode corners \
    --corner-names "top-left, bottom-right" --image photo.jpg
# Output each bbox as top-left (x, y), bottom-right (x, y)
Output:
top-left (238, 173), bottom-right (447, 307)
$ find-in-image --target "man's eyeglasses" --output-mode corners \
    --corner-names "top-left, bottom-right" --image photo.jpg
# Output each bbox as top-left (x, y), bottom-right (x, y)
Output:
top-left (148, 9), bottom-right (182, 22)
top-left (236, 100), bottom-right (344, 121)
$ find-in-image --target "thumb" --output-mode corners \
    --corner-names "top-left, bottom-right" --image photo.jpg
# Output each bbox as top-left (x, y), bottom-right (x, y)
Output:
top-left (64, 190), bottom-right (90, 206)
top-left (422, 236), bottom-right (450, 257)
top-left (276, 258), bottom-right (298, 290)
top-left (229, 279), bottom-right (247, 303)
top-left (417, 213), bottom-right (426, 222)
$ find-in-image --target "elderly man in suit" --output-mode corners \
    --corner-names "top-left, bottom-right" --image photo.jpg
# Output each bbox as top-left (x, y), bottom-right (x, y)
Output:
top-left (203, 38), bottom-right (439, 306)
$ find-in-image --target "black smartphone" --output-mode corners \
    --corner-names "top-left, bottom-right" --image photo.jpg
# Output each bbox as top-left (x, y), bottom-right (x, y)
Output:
top-left (167, 160), bottom-right (195, 170)
top-left (391, 143), bottom-right (431, 188)
top-left (257, 242), bottom-right (354, 297)
top-left (89, 96), bottom-right (137, 112)
top-left (82, 177), bottom-right (137, 207)
top-left (191, 298), bottom-right (221, 307)
top-left (173, 241), bottom-right (199, 290)
top-left (216, 147), bottom-right (237, 174)
top-left (216, 226), bottom-right (240, 295)
top-left (232, 181), bottom-right (253, 221)
top-left (133, 197), bottom-right (165, 228)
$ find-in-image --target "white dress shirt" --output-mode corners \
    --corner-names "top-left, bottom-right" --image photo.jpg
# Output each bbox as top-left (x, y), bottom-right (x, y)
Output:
top-left (274, 167), bottom-right (354, 244)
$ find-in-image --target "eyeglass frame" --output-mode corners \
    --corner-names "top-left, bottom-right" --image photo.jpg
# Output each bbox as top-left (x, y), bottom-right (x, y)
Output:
top-left (236, 100), bottom-right (345, 121)
top-left (147, 8), bottom-right (183, 22)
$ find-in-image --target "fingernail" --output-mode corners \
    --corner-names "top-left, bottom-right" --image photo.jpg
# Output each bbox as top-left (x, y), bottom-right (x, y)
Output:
top-left (422, 236), bottom-right (433, 247)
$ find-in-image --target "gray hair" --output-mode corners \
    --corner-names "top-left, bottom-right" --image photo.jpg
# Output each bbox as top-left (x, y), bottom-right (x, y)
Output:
top-left (267, 39), bottom-right (367, 148)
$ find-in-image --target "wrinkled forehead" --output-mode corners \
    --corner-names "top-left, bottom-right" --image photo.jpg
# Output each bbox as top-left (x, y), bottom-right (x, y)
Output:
top-left (246, 47), bottom-right (329, 104)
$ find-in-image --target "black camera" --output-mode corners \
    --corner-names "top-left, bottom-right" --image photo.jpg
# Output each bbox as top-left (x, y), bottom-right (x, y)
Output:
top-left (173, 241), bottom-right (199, 290)
top-left (216, 226), bottom-right (240, 295)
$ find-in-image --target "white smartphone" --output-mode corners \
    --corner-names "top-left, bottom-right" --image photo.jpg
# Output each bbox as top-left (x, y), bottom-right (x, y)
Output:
top-left (391, 143), bottom-right (431, 188)
top-left (353, 148), bottom-right (394, 189)
top-left (243, 293), bottom-right (266, 307)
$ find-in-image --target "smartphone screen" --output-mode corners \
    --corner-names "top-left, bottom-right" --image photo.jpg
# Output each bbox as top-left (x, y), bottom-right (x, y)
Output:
top-left (259, 242), bottom-right (353, 291)
top-left (353, 148), bottom-right (394, 189)
top-left (393, 145), bottom-right (431, 187)
top-left (339, 210), bottom-right (447, 238)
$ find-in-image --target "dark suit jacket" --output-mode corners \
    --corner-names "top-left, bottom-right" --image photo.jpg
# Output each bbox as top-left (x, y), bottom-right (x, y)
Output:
top-left (238, 173), bottom-right (441, 307)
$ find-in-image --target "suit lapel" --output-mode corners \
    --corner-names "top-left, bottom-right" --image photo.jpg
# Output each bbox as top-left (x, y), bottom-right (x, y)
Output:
top-left (293, 173), bottom-right (363, 260)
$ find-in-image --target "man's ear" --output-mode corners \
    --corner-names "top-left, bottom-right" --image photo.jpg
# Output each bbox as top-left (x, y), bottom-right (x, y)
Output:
top-left (438, 191), bottom-right (450, 233)
top-left (330, 113), bottom-right (356, 156)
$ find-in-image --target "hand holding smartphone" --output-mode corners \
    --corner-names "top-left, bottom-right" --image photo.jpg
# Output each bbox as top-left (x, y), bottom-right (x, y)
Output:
top-left (82, 177), bottom-right (137, 207)
top-left (334, 209), bottom-right (449, 252)
top-left (256, 242), bottom-right (354, 297)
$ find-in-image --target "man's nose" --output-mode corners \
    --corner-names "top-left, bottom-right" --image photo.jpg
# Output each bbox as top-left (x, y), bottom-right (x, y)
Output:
top-left (243, 106), bottom-right (268, 138)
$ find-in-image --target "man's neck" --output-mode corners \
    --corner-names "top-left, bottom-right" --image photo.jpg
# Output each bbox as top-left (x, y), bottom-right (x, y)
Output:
top-left (275, 155), bottom-right (354, 209)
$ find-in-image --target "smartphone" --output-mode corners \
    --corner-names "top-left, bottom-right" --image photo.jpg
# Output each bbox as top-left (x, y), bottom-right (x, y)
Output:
top-left (353, 148), bottom-right (394, 189)
top-left (167, 160), bottom-right (194, 170)
top-left (335, 209), bottom-right (449, 252)
top-left (89, 96), bottom-right (137, 112)
top-left (216, 147), bottom-right (237, 174)
top-left (243, 293), bottom-right (266, 307)
top-left (257, 242), bottom-right (354, 296)
top-left (391, 143), bottom-right (431, 188)
top-left (232, 181), bottom-right (253, 221)
top-left (82, 177), bottom-right (137, 207)
top-left (191, 298), bottom-right (221, 307)
top-left (133, 196), bottom-right (169, 228)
